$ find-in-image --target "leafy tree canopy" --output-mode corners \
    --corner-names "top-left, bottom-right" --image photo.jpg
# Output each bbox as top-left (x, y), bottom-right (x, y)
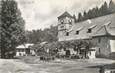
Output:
top-left (0, 0), bottom-right (25, 58)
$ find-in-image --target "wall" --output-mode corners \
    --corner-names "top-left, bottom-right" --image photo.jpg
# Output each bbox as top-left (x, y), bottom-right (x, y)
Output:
top-left (16, 50), bottom-right (26, 56)
top-left (92, 37), bottom-right (111, 58)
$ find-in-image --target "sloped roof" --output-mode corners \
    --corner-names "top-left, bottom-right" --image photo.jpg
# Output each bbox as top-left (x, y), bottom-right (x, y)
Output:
top-left (40, 41), bottom-right (48, 45)
top-left (94, 26), bottom-right (109, 37)
top-left (16, 43), bottom-right (34, 49)
top-left (58, 11), bottom-right (73, 19)
top-left (59, 13), bottom-right (115, 41)
top-left (93, 25), bottom-right (115, 37)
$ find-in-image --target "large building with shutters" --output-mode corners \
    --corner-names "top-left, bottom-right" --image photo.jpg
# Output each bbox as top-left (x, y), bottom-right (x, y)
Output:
top-left (57, 11), bottom-right (115, 58)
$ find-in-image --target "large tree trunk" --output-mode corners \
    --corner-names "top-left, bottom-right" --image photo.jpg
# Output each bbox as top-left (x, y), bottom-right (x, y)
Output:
top-left (1, 40), bottom-right (6, 58)
top-left (1, 48), bottom-right (5, 58)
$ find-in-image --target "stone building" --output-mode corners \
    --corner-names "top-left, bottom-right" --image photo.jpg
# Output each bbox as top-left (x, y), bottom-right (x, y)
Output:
top-left (57, 11), bottom-right (115, 58)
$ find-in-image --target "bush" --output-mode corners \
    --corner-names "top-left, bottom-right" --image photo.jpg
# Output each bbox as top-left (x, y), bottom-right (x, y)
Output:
top-left (40, 56), bottom-right (55, 61)
top-left (96, 54), bottom-right (108, 58)
top-left (71, 55), bottom-right (80, 59)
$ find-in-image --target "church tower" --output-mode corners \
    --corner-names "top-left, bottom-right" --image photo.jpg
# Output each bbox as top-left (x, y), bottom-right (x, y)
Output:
top-left (57, 11), bottom-right (75, 41)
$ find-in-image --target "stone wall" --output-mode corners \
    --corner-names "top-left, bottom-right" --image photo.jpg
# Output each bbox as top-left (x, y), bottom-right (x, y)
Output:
top-left (92, 37), bottom-right (111, 58)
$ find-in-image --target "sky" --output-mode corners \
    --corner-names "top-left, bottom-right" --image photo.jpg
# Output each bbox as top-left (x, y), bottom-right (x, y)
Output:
top-left (16, 0), bottom-right (115, 31)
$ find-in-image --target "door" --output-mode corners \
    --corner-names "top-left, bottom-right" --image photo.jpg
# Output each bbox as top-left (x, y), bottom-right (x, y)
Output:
top-left (110, 40), bottom-right (115, 52)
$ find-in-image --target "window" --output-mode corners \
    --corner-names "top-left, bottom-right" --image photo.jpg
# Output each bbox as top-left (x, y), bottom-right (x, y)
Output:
top-left (61, 21), bottom-right (63, 24)
top-left (61, 20), bottom-right (64, 24)
top-left (66, 32), bottom-right (69, 36)
top-left (98, 38), bottom-right (101, 43)
top-left (87, 29), bottom-right (92, 33)
top-left (87, 25), bottom-right (97, 33)
top-left (76, 31), bottom-right (79, 35)
top-left (60, 26), bottom-right (64, 28)
top-left (69, 20), bottom-right (72, 24)
top-left (76, 27), bottom-right (83, 34)
top-left (99, 48), bottom-right (101, 54)
top-left (69, 21), bottom-right (72, 24)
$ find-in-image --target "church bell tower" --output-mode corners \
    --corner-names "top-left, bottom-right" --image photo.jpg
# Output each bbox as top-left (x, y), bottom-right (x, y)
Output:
top-left (57, 11), bottom-right (75, 41)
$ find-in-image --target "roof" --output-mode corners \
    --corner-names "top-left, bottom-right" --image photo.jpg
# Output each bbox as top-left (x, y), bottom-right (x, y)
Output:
top-left (40, 41), bottom-right (48, 45)
top-left (16, 43), bottom-right (34, 49)
top-left (58, 11), bottom-right (73, 19)
top-left (93, 25), bottom-right (115, 37)
top-left (59, 13), bottom-right (115, 41)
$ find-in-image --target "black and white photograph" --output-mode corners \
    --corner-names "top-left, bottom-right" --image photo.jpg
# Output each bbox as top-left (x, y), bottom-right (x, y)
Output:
top-left (0, 0), bottom-right (115, 73)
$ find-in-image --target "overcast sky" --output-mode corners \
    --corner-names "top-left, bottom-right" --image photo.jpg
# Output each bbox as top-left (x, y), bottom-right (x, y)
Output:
top-left (16, 0), bottom-right (115, 31)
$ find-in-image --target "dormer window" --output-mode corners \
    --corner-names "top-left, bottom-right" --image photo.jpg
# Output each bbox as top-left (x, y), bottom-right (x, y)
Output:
top-left (87, 29), bottom-right (92, 33)
top-left (61, 22), bottom-right (63, 24)
top-left (87, 25), bottom-right (97, 33)
top-left (66, 32), bottom-right (69, 36)
top-left (76, 27), bottom-right (83, 35)
top-left (76, 31), bottom-right (79, 35)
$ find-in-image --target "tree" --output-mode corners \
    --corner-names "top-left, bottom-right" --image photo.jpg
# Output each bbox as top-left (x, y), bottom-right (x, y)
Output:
top-left (109, 0), bottom-right (115, 13)
top-left (83, 11), bottom-right (87, 20)
top-left (73, 14), bottom-right (77, 23)
top-left (76, 1), bottom-right (115, 22)
top-left (77, 13), bottom-right (83, 22)
top-left (44, 25), bottom-right (58, 43)
top-left (100, 2), bottom-right (108, 15)
top-left (0, 0), bottom-right (25, 58)
top-left (26, 25), bottom-right (58, 44)
top-left (87, 9), bottom-right (93, 19)
top-left (94, 7), bottom-right (100, 17)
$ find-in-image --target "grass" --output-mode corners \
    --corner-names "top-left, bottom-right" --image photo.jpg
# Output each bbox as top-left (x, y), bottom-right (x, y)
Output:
top-left (0, 56), bottom-right (115, 73)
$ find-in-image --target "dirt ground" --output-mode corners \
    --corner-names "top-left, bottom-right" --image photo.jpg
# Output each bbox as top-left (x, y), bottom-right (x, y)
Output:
top-left (0, 57), bottom-right (115, 73)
